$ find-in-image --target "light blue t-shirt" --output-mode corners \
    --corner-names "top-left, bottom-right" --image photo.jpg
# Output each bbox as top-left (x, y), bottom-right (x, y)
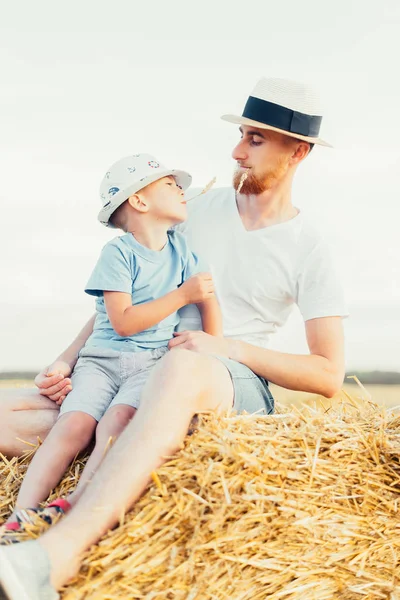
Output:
top-left (84, 231), bottom-right (204, 352)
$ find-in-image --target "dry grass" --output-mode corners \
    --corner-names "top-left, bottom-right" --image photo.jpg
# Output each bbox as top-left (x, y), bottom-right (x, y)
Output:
top-left (1, 383), bottom-right (400, 599)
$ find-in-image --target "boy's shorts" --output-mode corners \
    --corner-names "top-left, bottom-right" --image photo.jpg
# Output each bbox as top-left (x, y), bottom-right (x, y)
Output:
top-left (59, 346), bottom-right (168, 422)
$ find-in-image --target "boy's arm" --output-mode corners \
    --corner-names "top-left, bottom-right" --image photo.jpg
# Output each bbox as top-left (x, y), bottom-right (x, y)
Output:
top-left (196, 298), bottom-right (223, 336)
top-left (104, 273), bottom-right (214, 337)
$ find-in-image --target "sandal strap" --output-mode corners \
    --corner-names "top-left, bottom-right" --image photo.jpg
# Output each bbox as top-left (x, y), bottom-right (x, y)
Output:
top-left (14, 508), bottom-right (38, 526)
top-left (3, 522), bottom-right (20, 532)
top-left (35, 498), bottom-right (72, 526)
top-left (47, 498), bottom-right (71, 513)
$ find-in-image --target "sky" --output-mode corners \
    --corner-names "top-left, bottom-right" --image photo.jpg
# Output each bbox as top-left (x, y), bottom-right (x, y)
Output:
top-left (0, 0), bottom-right (399, 372)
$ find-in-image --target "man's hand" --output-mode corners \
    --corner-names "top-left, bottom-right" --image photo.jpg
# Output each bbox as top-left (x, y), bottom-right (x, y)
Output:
top-left (34, 361), bottom-right (73, 406)
top-left (168, 330), bottom-right (230, 357)
top-left (179, 273), bottom-right (215, 304)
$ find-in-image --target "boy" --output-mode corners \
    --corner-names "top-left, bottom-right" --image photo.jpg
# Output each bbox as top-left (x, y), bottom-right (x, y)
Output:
top-left (3, 153), bottom-right (221, 535)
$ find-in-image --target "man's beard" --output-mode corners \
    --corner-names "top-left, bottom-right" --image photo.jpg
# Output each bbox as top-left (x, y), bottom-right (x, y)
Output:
top-left (233, 159), bottom-right (288, 195)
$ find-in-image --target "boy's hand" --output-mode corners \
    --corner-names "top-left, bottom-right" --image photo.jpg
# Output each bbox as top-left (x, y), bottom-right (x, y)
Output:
top-left (180, 273), bottom-right (215, 304)
top-left (34, 361), bottom-right (73, 405)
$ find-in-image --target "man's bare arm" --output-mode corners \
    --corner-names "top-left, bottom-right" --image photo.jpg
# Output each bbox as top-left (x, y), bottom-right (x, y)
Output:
top-left (55, 314), bottom-right (96, 368)
top-left (35, 314), bottom-right (96, 401)
top-left (170, 316), bottom-right (344, 397)
top-left (229, 316), bottom-right (345, 398)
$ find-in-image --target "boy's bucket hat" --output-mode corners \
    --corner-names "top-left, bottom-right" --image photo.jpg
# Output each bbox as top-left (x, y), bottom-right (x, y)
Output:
top-left (221, 77), bottom-right (332, 147)
top-left (98, 153), bottom-right (192, 227)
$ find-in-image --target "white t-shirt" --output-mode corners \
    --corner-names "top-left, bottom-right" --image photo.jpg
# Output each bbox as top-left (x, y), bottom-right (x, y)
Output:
top-left (177, 187), bottom-right (348, 349)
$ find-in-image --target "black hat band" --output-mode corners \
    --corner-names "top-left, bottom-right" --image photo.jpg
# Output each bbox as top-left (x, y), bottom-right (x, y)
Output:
top-left (242, 96), bottom-right (322, 138)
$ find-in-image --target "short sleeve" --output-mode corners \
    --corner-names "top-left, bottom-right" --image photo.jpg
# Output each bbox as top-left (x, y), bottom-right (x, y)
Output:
top-left (85, 241), bottom-right (133, 297)
top-left (182, 249), bottom-right (207, 282)
top-left (169, 230), bottom-right (207, 283)
top-left (296, 242), bottom-right (348, 321)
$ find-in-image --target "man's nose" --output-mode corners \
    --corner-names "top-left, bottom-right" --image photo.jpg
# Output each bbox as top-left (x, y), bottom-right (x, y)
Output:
top-left (232, 139), bottom-right (247, 161)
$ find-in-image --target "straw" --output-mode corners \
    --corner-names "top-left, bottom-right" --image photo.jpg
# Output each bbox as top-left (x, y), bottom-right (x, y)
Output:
top-left (1, 392), bottom-right (400, 599)
top-left (237, 171), bottom-right (248, 194)
top-left (189, 177), bottom-right (217, 201)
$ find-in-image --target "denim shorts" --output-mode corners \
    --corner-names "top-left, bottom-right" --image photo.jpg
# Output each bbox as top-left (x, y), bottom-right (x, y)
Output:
top-left (214, 355), bottom-right (274, 415)
top-left (59, 346), bottom-right (168, 422)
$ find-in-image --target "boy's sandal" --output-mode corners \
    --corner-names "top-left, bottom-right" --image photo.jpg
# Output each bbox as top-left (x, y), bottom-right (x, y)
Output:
top-left (0, 498), bottom-right (71, 545)
top-left (0, 510), bottom-right (37, 545)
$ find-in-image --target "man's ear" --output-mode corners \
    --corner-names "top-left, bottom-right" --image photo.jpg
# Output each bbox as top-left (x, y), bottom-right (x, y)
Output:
top-left (127, 193), bottom-right (149, 213)
top-left (291, 142), bottom-right (311, 164)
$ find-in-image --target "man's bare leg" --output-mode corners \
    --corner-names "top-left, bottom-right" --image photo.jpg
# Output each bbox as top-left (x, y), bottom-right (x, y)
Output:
top-left (38, 349), bottom-right (234, 589)
top-left (0, 389), bottom-right (59, 457)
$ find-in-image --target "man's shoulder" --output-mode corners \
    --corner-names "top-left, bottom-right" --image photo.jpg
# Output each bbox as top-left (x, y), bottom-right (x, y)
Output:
top-left (294, 214), bottom-right (338, 275)
top-left (296, 213), bottom-right (326, 251)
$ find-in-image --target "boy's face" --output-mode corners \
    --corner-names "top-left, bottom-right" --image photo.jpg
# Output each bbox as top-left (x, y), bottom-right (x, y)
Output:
top-left (141, 176), bottom-right (187, 224)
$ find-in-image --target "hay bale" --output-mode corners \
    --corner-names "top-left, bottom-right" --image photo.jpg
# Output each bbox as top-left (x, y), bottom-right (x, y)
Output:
top-left (1, 396), bottom-right (400, 599)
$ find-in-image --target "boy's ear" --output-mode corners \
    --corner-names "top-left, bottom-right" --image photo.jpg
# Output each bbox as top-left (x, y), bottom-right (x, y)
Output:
top-left (127, 193), bottom-right (149, 213)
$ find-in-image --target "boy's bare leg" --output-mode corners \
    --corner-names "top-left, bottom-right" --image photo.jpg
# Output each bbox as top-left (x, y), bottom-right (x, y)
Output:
top-left (67, 405), bottom-right (137, 507)
top-left (0, 388), bottom-right (60, 458)
top-left (38, 349), bottom-right (234, 589)
top-left (6, 413), bottom-right (97, 523)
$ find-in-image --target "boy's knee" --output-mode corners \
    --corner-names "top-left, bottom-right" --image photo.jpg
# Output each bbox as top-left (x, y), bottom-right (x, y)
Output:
top-left (103, 406), bottom-right (135, 430)
top-left (57, 412), bottom-right (96, 444)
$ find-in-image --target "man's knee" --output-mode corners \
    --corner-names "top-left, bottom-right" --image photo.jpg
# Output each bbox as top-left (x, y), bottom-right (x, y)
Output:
top-left (157, 348), bottom-right (208, 379)
top-left (154, 349), bottom-right (234, 412)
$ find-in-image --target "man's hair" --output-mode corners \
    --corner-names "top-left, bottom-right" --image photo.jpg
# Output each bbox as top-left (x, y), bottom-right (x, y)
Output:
top-left (109, 200), bottom-right (129, 231)
top-left (283, 134), bottom-right (314, 153)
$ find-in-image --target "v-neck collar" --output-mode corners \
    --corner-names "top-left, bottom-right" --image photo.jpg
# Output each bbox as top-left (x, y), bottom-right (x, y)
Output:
top-left (231, 189), bottom-right (302, 234)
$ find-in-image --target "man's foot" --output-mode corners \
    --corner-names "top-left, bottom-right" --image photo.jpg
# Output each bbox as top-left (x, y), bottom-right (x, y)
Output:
top-left (0, 540), bottom-right (59, 599)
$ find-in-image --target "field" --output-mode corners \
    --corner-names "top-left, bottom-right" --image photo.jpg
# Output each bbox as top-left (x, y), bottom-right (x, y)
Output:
top-left (1, 379), bottom-right (399, 410)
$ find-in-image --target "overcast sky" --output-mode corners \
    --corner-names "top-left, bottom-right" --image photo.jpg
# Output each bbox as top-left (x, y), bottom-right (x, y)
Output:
top-left (0, 0), bottom-right (399, 372)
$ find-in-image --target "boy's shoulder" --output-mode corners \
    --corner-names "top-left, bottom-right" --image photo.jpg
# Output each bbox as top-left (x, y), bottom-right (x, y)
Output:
top-left (101, 233), bottom-right (133, 254)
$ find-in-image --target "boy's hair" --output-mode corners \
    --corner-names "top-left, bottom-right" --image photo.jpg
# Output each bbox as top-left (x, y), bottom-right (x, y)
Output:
top-left (109, 199), bottom-right (129, 231)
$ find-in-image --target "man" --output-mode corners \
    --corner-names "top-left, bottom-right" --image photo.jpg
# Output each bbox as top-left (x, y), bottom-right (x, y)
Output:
top-left (0, 77), bottom-right (347, 599)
